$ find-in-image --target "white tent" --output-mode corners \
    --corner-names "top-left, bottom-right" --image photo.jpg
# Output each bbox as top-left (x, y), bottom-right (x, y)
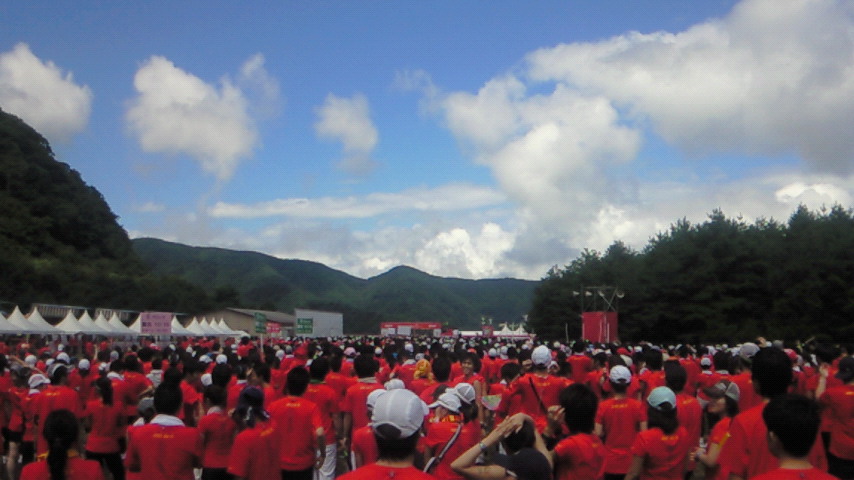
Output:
top-left (199, 317), bottom-right (224, 336)
top-left (7, 306), bottom-right (53, 334)
top-left (216, 318), bottom-right (239, 335)
top-left (55, 311), bottom-right (84, 334)
top-left (108, 313), bottom-right (138, 336)
top-left (207, 318), bottom-right (229, 335)
top-left (185, 317), bottom-right (207, 336)
top-left (127, 314), bottom-right (142, 334)
top-left (171, 316), bottom-right (194, 336)
top-left (94, 313), bottom-right (123, 336)
top-left (26, 308), bottom-right (60, 334)
top-left (76, 311), bottom-right (109, 335)
top-left (0, 307), bottom-right (27, 334)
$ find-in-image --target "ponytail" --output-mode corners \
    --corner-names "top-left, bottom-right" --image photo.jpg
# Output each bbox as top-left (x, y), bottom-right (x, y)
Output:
top-left (44, 410), bottom-right (78, 480)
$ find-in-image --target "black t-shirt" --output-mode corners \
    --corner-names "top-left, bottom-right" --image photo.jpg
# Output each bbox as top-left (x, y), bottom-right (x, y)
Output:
top-left (492, 447), bottom-right (552, 480)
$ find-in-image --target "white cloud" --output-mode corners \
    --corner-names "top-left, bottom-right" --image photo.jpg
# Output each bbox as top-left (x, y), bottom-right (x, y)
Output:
top-left (524, 0), bottom-right (854, 173)
top-left (133, 201), bottom-right (166, 213)
top-left (208, 183), bottom-right (505, 219)
top-left (126, 54), bottom-right (276, 181)
top-left (314, 93), bottom-right (379, 175)
top-left (0, 43), bottom-right (92, 142)
top-left (414, 223), bottom-right (516, 279)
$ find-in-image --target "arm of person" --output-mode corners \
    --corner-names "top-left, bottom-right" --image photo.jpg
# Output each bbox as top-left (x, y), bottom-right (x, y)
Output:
top-left (594, 422), bottom-right (604, 438)
top-left (314, 427), bottom-right (326, 470)
top-left (623, 455), bottom-right (644, 480)
top-left (814, 364), bottom-right (829, 399)
top-left (341, 412), bottom-right (352, 450)
top-left (450, 418), bottom-right (516, 480)
top-left (693, 442), bottom-right (723, 468)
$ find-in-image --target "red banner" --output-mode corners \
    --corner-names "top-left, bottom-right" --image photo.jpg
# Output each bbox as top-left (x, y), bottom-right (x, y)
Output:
top-left (266, 322), bottom-right (281, 334)
top-left (582, 311), bottom-right (618, 343)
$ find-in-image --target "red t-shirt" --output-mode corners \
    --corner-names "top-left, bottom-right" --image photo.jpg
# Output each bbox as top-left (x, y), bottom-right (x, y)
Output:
top-left (568, 354), bottom-right (593, 384)
top-left (228, 419), bottom-right (279, 480)
top-left (198, 409), bottom-right (236, 469)
top-left (226, 381), bottom-right (248, 412)
top-left (554, 432), bottom-right (606, 480)
top-left (809, 371), bottom-right (843, 432)
top-left (409, 378), bottom-right (435, 397)
top-left (304, 382), bottom-right (340, 445)
top-left (84, 399), bottom-right (125, 453)
top-left (124, 421), bottom-right (202, 480)
top-left (719, 402), bottom-right (828, 479)
top-left (818, 384), bottom-right (854, 460)
top-left (268, 395), bottom-right (324, 471)
top-left (675, 393), bottom-right (702, 469)
top-left (752, 467), bottom-right (838, 480)
top-left (351, 425), bottom-right (378, 467)
top-left (498, 373), bottom-right (570, 430)
top-left (342, 382), bottom-right (383, 434)
top-left (595, 397), bottom-right (647, 474)
top-left (325, 372), bottom-right (357, 402)
top-left (638, 370), bottom-right (666, 401)
top-left (20, 457), bottom-right (103, 480)
top-left (731, 372), bottom-right (763, 412)
top-left (338, 463), bottom-right (436, 480)
top-left (35, 385), bottom-right (83, 454)
top-left (704, 416), bottom-right (732, 480)
top-left (630, 426), bottom-right (692, 480)
top-left (424, 420), bottom-right (478, 480)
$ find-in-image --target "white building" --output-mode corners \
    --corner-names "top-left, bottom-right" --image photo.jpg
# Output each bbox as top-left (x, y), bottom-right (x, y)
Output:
top-left (293, 309), bottom-right (343, 337)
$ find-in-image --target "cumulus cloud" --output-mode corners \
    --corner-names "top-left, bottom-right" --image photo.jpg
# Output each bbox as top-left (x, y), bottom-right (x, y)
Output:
top-left (0, 43), bottom-right (92, 142)
top-left (314, 93), bottom-right (379, 175)
top-left (414, 223), bottom-right (516, 279)
top-left (126, 54), bottom-right (277, 181)
top-left (133, 201), bottom-right (166, 213)
top-left (524, 0), bottom-right (854, 173)
top-left (208, 183), bottom-right (505, 218)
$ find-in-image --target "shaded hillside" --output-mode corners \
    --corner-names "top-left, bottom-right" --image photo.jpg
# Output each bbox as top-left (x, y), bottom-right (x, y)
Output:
top-left (133, 238), bottom-right (538, 333)
top-left (0, 109), bottom-right (211, 312)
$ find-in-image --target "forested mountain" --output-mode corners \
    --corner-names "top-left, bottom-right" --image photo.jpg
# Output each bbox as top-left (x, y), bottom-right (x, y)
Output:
top-left (133, 238), bottom-right (537, 333)
top-left (0, 109), bottom-right (211, 312)
top-left (529, 209), bottom-right (854, 344)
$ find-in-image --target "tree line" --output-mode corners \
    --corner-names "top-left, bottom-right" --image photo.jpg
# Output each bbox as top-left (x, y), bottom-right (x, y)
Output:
top-left (528, 206), bottom-right (854, 344)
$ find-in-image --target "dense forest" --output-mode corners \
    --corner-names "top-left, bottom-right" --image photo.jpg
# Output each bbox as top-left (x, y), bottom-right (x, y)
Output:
top-left (528, 208), bottom-right (854, 344)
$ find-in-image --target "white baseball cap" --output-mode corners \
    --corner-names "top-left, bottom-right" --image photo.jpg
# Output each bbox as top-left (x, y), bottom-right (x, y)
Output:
top-left (56, 352), bottom-right (70, 364)
top-left (384, 379), bottom-right (405, 390)
top-left (78, 359), bottom-right (91, 370)
top-left (609, 365), bottom-right (632, 384)
top-left (216, 354), bottom-right (228, 365)
top-left (454, 383), bottom-right (476, 405)
top-left (429, 392), bottom-right (462, 413)
top-left (366, 389), bottom-right (386, 410)
top-left (531, 345), bottom-right (551, 367)
top-left (372, 389), bottom-right (428, 439)
top-left (28, 374), bottom-right (50, 389)
top-left (647, 386), bottom-right (676, 411)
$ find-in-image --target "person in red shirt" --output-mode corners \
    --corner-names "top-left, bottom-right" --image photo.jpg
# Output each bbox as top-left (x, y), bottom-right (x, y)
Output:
top-left (625, 386), bottom-right (692, 480)
top-left (567, 341), bottom-right (593, 384)
top-left (179, 361), bottom-right (204, 427)
top-left (125, 384), bottom-right (203, 480)
top-left (325, 354), bottom-right (356, 403)
top-left (304, 357), bottom-right (340, 480)
top-left (497, 345), bottom-right (569, 432)
top-left (664, 361), bottom-right (702, 477)
top-left (35, 366), bottom-right (83, 456)
top-left (227, 387), bottom-right (279, 480)
top-left (268, 366), bottom-right (325, 480)
top-left (339, 389), bottom-right (434, 480)
top-left (817, 355), bottom-right (854, 479)
top-left (751, 394), bottom-right (838, 480)
top-left (20, 409), bottom-right (104, 480)
top-left (409, 359), bottom-right (435, 397)
top-left (423, 392), bottom-right (477, 480)
top-left (83, 377), bottom-right (125, 480)
top-left (719, 347), bottom-right (828, 480)
top-left (730, 343), bottom-right (764, 412)
top-left (350, 389), bottom-right (385, 469)
top-left (6, 366), bottom-right (30, 480)
top-left (692, 380), bottom-right (740, 480)
top-left (418, 357), bottom-right (452, 404)
top-left (638, 349), bottom-right (666, 402)
top-left (595, 365), bottom-right (647, 480)
top-left (198, 385), bottom-right (235, 480)
top-left (550, 383), bottom-right (606, 480)
top-left (452, 353), bottom-right (487, 424)
top-left (341, 355), bottom-right (383, 453)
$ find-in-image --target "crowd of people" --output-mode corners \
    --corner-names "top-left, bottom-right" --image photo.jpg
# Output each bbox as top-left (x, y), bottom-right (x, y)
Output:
top-left (0, 334), bottom-right (849, 480)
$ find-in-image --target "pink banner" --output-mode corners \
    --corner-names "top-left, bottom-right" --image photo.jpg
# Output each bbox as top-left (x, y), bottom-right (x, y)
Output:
top-left (140, 311), bottom-right (172, 335)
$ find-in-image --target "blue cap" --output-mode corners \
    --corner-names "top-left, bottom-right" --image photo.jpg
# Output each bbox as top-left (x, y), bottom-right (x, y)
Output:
top-left (647, 386), bottom-right (676, 411)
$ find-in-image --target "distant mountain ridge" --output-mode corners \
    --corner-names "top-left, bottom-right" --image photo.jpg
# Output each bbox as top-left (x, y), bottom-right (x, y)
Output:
top-left (132, 238), bottom-right (537, 333)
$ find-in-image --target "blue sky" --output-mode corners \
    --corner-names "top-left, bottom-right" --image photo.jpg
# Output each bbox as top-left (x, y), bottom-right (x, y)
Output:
top-left (3, 0), bottom-right (854, 280)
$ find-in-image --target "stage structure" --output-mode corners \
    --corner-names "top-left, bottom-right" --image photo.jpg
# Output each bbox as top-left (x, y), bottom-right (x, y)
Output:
top-left (573, 286), bottom-right (624, 343)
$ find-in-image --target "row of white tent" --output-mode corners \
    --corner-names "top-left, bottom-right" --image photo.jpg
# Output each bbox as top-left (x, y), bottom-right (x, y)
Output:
top-left (0, 306), bottom-right (250, 338)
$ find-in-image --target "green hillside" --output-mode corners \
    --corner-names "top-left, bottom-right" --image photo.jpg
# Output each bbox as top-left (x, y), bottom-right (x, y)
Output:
top-left (133, 238), bottom-right (538, 332)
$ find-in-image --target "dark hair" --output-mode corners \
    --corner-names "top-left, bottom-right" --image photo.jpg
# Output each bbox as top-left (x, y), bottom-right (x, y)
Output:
top-left (286, 366), bottom-right (310, 397)
top-left (374, 428), bottom-right (420, 461)
top-left (461, 353), bottom-right (481, 374)
top-left (560, 384), bottom-right (597, 434)
top-left (431, 357), bottom-right (451, 382)
top-left (233, 386), bottom-right (268, 429)
top-left (503, 419), bottom-right (536, 454)
top-left (644, 349), bottom-right (663, 371)
top-left (353, 355), bottom-right (378, 378)
top-left (95, 377), bottom-right (113, 406)
top-left (211, 364), bottom-right (232, 388)
top-left (44, 409), bottom-right (79, 480)
top-left (664, 362), bottom-right (687, 393)
top-left (501, 362), bottom-right (521, 381)
top-left (153, 384), bottom-right (183, 415)
top-left (162, 367), bottom-right (183, 388)
top-left (204, 385), bottom-right (226, 407)
top-left (253, 362), bottom-right (271, 383)
top-left (752, 348), bottom-right (792, 398)
top-left (763, 394), bottom-right (819, 457)
top-left (125, 354), bottom-right (142, 374)
top-left (310, 357), bottom-right (330, 380)
top-left (723, 395), bottom-right (739, 418)
top-left (647, 404), bottom-right (679, 435)
top-left (329, 354), bottom-right (343, 373)
top-left (50, 365), bottom-right (68, 385)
